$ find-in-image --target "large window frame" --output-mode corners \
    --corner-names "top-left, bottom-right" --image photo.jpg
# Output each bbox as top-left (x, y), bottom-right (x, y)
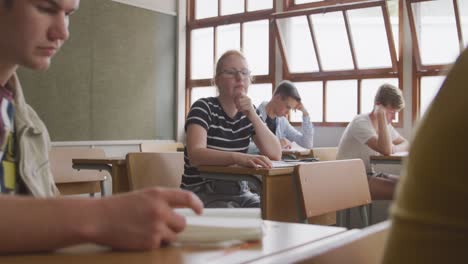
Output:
top-left (186, 0), bottom-right (276, 115)
top-left (407, 0), bottom-right (466, 120)
top-left (274, 0), bottom-right (403, 126)
top-left (186, 0), bottom-right (403, 127)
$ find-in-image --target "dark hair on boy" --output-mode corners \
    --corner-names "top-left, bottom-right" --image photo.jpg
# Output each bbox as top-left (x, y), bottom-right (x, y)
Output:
top-left (273, 80), bottom-right (301, 102)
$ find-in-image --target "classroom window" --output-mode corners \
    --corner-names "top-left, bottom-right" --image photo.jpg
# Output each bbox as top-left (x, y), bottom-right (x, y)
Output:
top-left (187, 0), bottom-right (400, 126)
top-left (274, 0), bottom-right (400, 125)
top-left (407, 0), bottom-right (467, 119)
top-left (248, 83), bottom-right (273, 108)
top-left (190, 86), bottom-right (218, 106)
top-left (290, 82), bottom-right (323, 123)
top-left (187, 0), bottom-right (275, 115)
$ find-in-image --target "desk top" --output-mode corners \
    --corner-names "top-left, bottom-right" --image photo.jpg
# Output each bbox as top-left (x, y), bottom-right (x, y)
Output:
top-left (198, 165), bottom-right (295, 176)
top-left (72, 157), bottom-right (126, 166)
top-left (370, 152), bottom-right (408, 162)
top-left (1, 221), bottom-right (345, 264)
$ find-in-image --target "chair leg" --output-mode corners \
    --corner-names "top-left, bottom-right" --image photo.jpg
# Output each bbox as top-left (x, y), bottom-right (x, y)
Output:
top-left (100, 181), bottom-right (106, 197)
top-left (359, 206), bottom-right (369, 227)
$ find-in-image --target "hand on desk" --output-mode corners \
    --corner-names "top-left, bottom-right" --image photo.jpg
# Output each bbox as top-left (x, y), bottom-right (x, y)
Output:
top-left (234, 153), bottom-right (272, 169)
top-left (90, 187), bottom-right (203, 250)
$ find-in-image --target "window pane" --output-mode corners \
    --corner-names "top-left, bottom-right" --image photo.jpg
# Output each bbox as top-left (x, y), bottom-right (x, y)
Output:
top-left (243, 20), bottom-right (269, 75)
top-left (347, 7), bottom-right (392, 69)
top-left (420, 76), bottom-right (445, 116)
top-left (191, 86), bottom-right (218, 106)
top-left (290, 82), bottom-right (323, 122)
top-left (191, 28), bottom-right (214, 79)
top-left (412, 0), bottom-right (460, 65)
top-left (277, 17), bottom-right (319, 73)
top-left (326, 80), bottom-right (357, 122)
top-left (221, 0), bottom-right (244, 16)
top-left (247, 0), bottom-right (273, 11)
top-left (360, 78), bottom-right (398, 114)
top-left (216, 24), bottom-right (241, 61)
top-left (459, 0), bottom-right (468, 48)
top-left (310, 12), bottom-right (354, 70)
top-left (248, 83), bottom-right (272, 108)
top-left (195, 0), bottom-right (218, 19)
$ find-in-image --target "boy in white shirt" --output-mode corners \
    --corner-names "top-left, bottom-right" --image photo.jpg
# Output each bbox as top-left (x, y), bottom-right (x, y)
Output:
top-left (337, 83), bottom-right (408, 200)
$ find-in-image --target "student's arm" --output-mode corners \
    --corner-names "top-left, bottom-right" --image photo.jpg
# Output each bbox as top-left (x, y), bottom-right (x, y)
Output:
top-left (186, 124), bottom-right (273, 168)
top-left (366, 106), bottom-right (393, 155)
top-left (281, 103), bottom-right (314, 149)
top-left (392, 136), bottom-right (409, 153)
top-left (235, 94), bottom-right (281, 160)
top-left (0, 188), bottom-right (203, 254)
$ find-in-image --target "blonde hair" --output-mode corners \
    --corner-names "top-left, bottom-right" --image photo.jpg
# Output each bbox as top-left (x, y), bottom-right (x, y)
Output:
top-left (374, 83), bottom-right (405, 110)
top-left (213, 50), bottom-right (253, 84)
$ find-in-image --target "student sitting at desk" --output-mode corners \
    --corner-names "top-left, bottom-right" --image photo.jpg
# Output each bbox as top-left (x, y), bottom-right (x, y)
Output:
top-left (183, 50), bottom-right (281, 208)
top-left (256, 80), bottom-right (314, 150)
top-left (0, 0), bottom-right (202, 253)
top-left (383, 48), bottom-right (468, 263)
top-left (336, 84), bottom-right (409, 200)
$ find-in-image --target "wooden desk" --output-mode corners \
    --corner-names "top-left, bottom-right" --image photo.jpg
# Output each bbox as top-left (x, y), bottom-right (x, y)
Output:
top-left (0, 221), bottom-right (346, 264)
top-left (55, 174), bottom-right (107, 196)
top-left (370, 152), bottom-right (407, 166)
top-left (72, 158), bottom-right (128, 194)
top-left (198, 165), bottom-right (300, 222)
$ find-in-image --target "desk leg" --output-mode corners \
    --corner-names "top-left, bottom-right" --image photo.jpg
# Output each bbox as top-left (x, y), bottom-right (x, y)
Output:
top-left (111, 164), bottom-right (129, 194)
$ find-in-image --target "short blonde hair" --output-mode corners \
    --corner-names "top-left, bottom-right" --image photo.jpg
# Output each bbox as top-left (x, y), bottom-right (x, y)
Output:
top-left (374, 83), bottom-right (405, 110)
top-left (213, 50), bottom-right (253, 84)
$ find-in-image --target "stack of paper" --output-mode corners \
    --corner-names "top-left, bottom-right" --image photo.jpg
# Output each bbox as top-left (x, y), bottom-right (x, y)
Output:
top-left (282, 142), bottom-right (311, 155)
top-left (174, 208), bottom-right (263, 245)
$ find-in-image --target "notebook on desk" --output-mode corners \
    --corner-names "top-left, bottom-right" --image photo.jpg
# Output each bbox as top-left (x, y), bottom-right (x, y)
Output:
top-left (174, 208), bottom-right (263, 245)
top-left (282, 142), bottom-right (311, 155)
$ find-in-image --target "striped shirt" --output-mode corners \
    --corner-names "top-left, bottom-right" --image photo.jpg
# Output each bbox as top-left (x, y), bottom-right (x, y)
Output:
top-left (182, 97), bottom-right (255, 186)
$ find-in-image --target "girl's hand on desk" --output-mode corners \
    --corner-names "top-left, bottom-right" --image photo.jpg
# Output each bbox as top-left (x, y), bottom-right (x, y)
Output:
top-left (233, 153), bottom-right (272, 168)
top-left (89, 188), bottom-right (203, 250)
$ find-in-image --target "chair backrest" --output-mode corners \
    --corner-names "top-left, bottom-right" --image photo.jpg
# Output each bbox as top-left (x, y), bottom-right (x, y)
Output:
top-left (126, 152), bottom-right (184, 190)
top-left (295, 159), bottom-right (371, 219)
top-left (139, 141), bottom-right (184, 152)
top-left (301, 221), bottom-right (390, 264)
top-left (311, 147), bottom-right (338, 161)
top-left (49, 147), bottom-right (108, 195)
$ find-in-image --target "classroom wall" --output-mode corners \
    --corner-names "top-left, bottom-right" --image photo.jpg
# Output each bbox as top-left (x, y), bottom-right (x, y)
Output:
top-left (18, 0), bottom-right (176, 141)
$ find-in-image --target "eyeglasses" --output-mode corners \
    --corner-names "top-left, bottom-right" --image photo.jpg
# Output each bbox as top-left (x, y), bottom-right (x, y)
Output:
top-left (218, 69), bottom-right (251, 78)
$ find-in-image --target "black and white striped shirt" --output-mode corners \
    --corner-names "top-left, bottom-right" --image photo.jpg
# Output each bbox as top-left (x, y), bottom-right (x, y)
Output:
top-left (182, 97), bottom-right (255, 186)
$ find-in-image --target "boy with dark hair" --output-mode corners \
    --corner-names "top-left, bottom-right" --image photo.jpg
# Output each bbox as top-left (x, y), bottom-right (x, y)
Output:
top-left (256, 80), bottom-right (314, 149)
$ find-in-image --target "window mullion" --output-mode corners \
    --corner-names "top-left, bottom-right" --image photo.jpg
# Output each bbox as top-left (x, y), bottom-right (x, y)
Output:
top-left (273, 19), bottom-right (292, 74)
top-left (343, 10), bottom-right (358, 70)
top-left (453, 0), bottom-right (464, 52)
top-left (406, 0), bottom-right (422, 72)
top-left (307, 15), bottom-right (323, 72)
top-left (357, 79), bottom-right (362, 114)
top-left (323, 81), bottom-right (327, 122)
top-left (382, 2), bottom-right (398, 72)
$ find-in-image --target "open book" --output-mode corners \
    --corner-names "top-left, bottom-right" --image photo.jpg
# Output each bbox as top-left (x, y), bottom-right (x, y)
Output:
top-left (174, 208), bottom-right (263, 245)
top-left (282, 141), bottom-right (311, 155)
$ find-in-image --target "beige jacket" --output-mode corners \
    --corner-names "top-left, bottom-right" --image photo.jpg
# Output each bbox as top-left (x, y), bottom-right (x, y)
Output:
top-left (8, 73), bottom-right (59, 197)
